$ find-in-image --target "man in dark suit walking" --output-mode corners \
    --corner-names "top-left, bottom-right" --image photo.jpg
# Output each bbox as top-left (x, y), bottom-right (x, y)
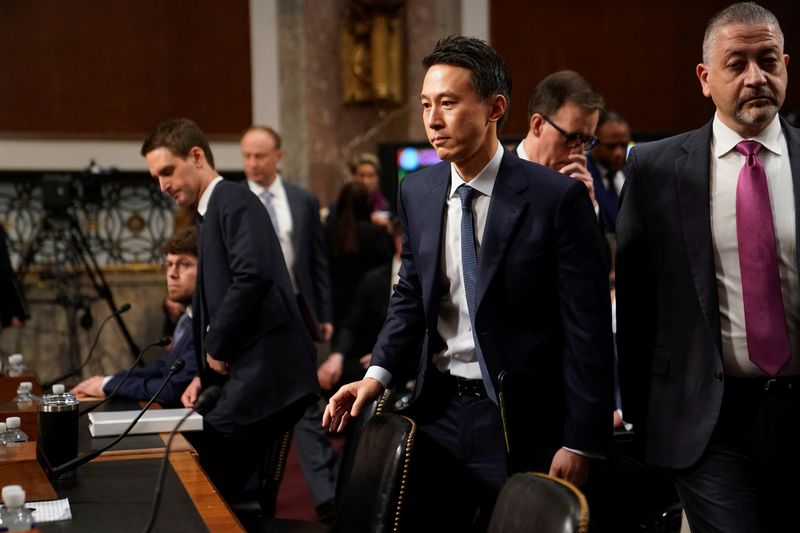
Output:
top-left (240, 125), bottom-right (338, 521)
top-left (616, 3), bottom-right (799, 532)
top-left (325, 36), bottom-right (614, 529)
top-left (142, 118), bottom-right (319, 507)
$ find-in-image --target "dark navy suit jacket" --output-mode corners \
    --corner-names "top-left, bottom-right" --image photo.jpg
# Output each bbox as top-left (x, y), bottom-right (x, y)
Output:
top-left (283, 180), bottom-right (332, 325)
top-left (193, 179), bottom-right (319, 435)
top-left (103, 313), bottom-right (197, 408)
top-left (616, 118), bottom-right (800, 468)
top-left (372, 150), bottom-right (615, 458)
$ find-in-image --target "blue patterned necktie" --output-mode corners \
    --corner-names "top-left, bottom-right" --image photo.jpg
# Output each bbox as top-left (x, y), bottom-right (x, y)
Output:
top-left (260, 190), bottom-right (280, 234)
top-left (172, 312), bottom-right (191, 348)
top-left (456, 184), bottom-right (498, 403)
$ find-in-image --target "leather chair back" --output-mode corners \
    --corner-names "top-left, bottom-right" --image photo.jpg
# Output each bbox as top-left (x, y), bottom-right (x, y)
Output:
top-left (488, 472), bottom-right (589, 533)
top-left (335, 413), bottom-right (416, 533)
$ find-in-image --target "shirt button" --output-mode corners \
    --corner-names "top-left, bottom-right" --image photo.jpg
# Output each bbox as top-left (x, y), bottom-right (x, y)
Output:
top-left (467, 326), bottom-right (472, 331)
top-left (713, 371), bottom-right (723, 382)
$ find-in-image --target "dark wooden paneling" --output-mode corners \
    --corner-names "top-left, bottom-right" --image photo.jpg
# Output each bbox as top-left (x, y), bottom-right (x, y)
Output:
top-left (491, 0), bottom-right (800, 138)
top-left (0, 0), bottom-right (251, 138)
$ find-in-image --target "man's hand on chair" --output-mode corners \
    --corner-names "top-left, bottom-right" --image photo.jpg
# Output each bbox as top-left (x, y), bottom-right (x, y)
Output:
top-left (322, 378), bottom-right (383, 433)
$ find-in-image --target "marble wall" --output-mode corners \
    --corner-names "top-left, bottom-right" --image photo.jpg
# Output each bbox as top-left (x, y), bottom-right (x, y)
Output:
top-left (274, 0), bottom-right (461, 206)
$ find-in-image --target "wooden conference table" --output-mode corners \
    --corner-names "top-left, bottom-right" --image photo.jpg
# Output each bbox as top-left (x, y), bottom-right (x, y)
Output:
top-left (0, 377), bottom-right (244, 532)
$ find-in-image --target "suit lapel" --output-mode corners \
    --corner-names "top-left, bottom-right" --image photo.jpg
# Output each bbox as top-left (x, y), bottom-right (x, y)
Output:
top-left (477, 152), bottom-right (528, 307)
top-left (676, 121), bottom-right (721, 348)
top-left (414, 165), bottom-right (449, 328)
top-left (282, 181), bottom-right (302, 255)
top-left (782, 119), bottom-right (800, 273)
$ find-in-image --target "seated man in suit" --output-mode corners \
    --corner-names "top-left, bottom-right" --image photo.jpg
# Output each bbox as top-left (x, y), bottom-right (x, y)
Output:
top-left (70, 227), bottom-right (199, 407)
top-left (587, 111), bottom-right (631, 234)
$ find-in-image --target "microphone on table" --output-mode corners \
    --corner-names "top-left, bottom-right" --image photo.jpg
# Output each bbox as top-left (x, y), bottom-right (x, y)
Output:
top-left (49, 359), bottom-right (186, 478)
top-left (141, 384), bottom-right (221, 533)
top-left (79, 337), bottom-right (172, 417)
top-left (43, 303), bottom-right (132, 388)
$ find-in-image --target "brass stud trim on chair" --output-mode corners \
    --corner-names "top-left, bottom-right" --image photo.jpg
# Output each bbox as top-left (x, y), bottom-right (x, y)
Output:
top-left (531, 472), bottom-right (590, 533)
top-left (272, 430), bottom-right (293, 482)
top-left (392, 415), bottom-right (416, 533)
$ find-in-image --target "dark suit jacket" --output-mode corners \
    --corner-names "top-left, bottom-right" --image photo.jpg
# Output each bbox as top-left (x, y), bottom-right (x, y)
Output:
top-left (103, 313), bottom-right (198, 408)
top-left (615, 118), bottom-right (800, 469)
top-left (283, 180), bottom-right (333, 325)
top-left (586, 154), bottom-right (619, 233)
top-left (372, 150), bottom-right (615, 458)
top-left (193, 180), bottom-right (319, 435)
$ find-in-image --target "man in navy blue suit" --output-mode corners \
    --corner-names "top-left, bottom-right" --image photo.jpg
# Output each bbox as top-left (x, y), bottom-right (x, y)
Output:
top-left (240, 125), bottom-right (338, 522)
top-left (325, 36), bottom-right (614, 529)
top-left (70, 227), bottom-right (198, 407)
top-left (142, 118), bottom-right (319, 507)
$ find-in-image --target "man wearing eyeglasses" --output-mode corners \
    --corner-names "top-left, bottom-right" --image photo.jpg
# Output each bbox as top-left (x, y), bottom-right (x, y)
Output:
top-left (517, 70), bottom-right (604, 209)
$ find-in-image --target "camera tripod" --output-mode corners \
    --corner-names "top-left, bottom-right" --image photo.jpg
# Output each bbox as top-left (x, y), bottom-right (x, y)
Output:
top-left (16, 210), bottom-right (140, 371)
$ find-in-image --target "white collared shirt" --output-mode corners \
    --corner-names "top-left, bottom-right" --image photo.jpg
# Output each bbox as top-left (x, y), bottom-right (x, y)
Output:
top-left (710, 113), bottom-right (800, 376)
top-left (247, 176), bottom-right (297, 292)
top-left (197, 176), bottom-right (224, 217)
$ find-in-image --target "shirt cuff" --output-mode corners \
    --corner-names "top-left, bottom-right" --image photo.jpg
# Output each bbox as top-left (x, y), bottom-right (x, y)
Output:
top-left (563, 446), bottom-right (605, 460)
top-left (364, 366), bottom-right (392, 388)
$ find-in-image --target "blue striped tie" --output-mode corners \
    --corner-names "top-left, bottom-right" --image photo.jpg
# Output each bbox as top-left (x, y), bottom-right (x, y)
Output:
top-left (456, 184), bottom-right (498, 403)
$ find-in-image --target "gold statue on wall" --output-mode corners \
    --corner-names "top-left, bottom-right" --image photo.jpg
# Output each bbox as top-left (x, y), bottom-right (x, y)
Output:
top-left (340, 0), bottom-right (405, 105)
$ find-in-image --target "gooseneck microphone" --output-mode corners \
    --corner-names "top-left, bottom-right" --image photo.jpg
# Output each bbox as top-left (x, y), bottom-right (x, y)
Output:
top-left (79, 337), bottom-right (171, 417)
top-left (43, 303), bottom-right (132, 388)
top-left (141, 385), bottom-right (221, 533)
top-left (49, 359), bottom-right (186, 478)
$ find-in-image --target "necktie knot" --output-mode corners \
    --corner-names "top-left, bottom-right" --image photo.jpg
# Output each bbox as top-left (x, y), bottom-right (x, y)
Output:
top-left (735, 140), bottom-right (763, 166)
top-left (456, 184), bottom-right (475, 211)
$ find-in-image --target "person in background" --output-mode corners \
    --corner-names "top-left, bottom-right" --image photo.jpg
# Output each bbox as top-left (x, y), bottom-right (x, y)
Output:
top-left (70, 227), bottom-right (199, 407)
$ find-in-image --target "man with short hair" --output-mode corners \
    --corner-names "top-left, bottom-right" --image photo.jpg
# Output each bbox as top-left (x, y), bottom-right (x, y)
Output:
top-left (587, 111), bottom-right (631, 233)
top-left (70, 227), bottom-right (199, 407)
top-left (142, 118), bottom-right (319, 508)
top-left (518, 70), bottom-right (604, 208)
top-left (325, 36), bottom-right (613, 530)
top-left (616, 3), bottom-right (800, 531)
top-left (240, 125), bottom-right (338, 522)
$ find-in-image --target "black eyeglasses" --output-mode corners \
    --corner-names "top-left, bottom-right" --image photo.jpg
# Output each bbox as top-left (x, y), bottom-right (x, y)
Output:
top-left (541, 115), bottom-right (599, 150)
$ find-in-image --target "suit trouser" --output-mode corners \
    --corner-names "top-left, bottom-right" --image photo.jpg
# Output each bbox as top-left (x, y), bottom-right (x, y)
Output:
top-left (405, 374), bottom-right (507, 533)
top-left (668, 376), bottom-right (800, 533)
top-left (292, 399), bottom-right (338, 506)
top-left (188, 398), bottom-right (308, 507)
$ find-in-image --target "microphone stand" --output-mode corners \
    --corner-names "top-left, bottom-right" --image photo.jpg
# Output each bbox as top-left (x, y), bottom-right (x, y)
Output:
top-left (49, 359), bottom-right (185, 478)
top-left (43, 303), bottom-right (132, 388)
top-left (80, 337), bottom-right (171, 417)
top-left (141, 385), bottom-right (221, 533)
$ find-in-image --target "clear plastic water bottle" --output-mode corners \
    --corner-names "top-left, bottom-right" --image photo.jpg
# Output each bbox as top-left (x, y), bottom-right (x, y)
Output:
top-left (0, 422), bottom-right (7, 445)
top-left (13, 382), bottom-right (35, 404)
top-left (0, 485), bottom-right (35, 531)
top-left (3, 417), bottom-right (27, 443)
top-left (5, 354), bottom-right (26, 377)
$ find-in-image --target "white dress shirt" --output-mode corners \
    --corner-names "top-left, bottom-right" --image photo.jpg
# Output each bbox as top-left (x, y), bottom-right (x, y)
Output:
top-left (709, 113), bottom-right (800, 376)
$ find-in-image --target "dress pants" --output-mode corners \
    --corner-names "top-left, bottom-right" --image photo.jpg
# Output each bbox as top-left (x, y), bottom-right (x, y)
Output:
top-left (293, 399), bottom-right (338, 507)
top-left (669, 376), bottom-right (800, 533)
top-left (405, 372), bottom-right (507, 532)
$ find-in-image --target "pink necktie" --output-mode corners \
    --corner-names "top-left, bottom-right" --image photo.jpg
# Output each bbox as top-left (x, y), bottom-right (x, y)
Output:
top-left (735, 140), bottom-right (791, 376)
